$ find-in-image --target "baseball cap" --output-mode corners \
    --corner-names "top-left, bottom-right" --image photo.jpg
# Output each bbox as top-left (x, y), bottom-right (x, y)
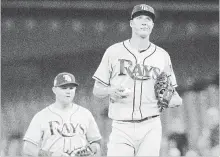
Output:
top-left (131, 4), bottom-right (155, 22)
top-left (54, 72), bottom-right (79, 87)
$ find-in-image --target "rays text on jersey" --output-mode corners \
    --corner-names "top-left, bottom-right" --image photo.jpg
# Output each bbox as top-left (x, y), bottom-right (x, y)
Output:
top-left (49, 121), bottom-right (85, 137)
top-left (118, 59), bottom-right (160, 80)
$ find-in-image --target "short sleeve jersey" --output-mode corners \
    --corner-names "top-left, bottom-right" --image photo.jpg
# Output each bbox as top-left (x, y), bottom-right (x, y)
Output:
top-left (23, 104), bottom-right (102, 152)
top-left (93, 39), bottom-right (177, 120)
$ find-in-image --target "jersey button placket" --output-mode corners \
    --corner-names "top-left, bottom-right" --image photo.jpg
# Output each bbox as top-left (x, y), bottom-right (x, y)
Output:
top-left (133, 75), bottom-right (142, 120)
top-left (134, 110), bottom-right (141, 119)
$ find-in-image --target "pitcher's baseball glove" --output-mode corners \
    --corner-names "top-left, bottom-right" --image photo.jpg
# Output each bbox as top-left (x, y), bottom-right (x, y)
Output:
top-left (154, 72), bottom-right (174, 112)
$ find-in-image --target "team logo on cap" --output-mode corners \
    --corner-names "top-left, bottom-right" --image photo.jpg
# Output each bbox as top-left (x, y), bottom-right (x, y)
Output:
top-left (63, 74), bottom-right (72, 82)
top-left (140, 4), bottom-right (150, 11)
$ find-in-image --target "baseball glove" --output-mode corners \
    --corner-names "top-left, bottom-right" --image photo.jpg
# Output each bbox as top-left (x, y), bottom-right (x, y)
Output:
top-left (66, 135), bottom-right (94, 156)
top-left (43, 134), bottom-right (94, 156)
top-left (154, 72), bottom-right (174, 112)
top-left (72, 145), bottom-right (94, 156)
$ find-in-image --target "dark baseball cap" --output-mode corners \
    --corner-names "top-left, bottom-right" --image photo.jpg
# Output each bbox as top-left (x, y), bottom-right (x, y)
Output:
top-left (54, 72), bottom-right (79, 87)
top-left (131, 4), bottom-right (155, 22)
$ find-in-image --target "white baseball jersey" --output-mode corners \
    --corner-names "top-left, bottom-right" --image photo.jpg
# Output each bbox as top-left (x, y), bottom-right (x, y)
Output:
top-left (23, 104), bottom-right (101, 153)
top-left (93, 39), bottom-right (177, 120)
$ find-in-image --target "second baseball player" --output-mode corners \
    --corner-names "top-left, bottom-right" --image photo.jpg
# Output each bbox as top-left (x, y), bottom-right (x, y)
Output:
top-left (23, 72), bottom-right (102, 156)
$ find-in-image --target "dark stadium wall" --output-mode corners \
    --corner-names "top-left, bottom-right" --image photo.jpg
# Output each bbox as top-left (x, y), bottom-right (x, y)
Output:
top-left (2, 7), bottom-right (218, 62)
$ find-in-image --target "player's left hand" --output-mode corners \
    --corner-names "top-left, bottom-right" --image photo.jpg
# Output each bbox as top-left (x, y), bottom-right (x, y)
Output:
top-left (167, 91), bottom-right (182, 108)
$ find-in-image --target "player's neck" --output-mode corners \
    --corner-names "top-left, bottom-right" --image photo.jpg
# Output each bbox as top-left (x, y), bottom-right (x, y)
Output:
top-left (52, 101), bottom-right (73, 110)
top-left (129, 36), bottom-right (150, 52)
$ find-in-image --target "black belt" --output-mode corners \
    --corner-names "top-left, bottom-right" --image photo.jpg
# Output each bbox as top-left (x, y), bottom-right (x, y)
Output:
top-left (120, 115), bottom-right (159, 123)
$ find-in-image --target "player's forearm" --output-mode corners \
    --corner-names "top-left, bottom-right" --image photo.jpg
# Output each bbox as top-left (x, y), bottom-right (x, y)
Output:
top-left (22, 141), bottom-right (41, 156)
top-left (23, 141), bottom-right (52, 157)
top-left (93, 81), bottom-right (112, 98)
top-left (38, 149), bottom-right (53, 156)
top-left (169, 91), bottom-right (182, 108)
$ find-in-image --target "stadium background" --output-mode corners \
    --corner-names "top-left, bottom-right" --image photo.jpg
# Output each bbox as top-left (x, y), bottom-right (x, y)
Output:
top-left (1, 0), bottom-right (219, 156)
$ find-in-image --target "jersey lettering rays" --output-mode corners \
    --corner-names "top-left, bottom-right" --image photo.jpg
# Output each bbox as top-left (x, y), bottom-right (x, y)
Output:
top-left (118, 59), bottom-right (160, 80)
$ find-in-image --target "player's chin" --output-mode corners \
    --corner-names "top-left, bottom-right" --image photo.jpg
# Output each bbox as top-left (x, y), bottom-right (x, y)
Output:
top-left (62, 97), bottom-right (74, 103)
top-left (139, 32), bottom-right (150, 38)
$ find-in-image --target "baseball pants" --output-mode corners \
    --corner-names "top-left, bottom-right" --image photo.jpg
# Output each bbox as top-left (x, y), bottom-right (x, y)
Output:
top-left (107, 116), bottom-right (162, 156)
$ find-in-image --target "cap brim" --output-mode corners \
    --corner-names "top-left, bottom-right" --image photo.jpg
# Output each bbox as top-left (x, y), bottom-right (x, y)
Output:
top-left (131, 11), bottom-right (155, 21)
top-left (55, 82), bottom-right (79, 87)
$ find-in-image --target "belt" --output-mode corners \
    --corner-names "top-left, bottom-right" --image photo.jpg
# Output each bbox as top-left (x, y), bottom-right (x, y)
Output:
top-left (120, 115), bottom-right (160, 123)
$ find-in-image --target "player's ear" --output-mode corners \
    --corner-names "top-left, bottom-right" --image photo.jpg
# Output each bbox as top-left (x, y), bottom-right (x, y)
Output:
top-left (52, 86), bottom-right (56, 94)
top-left (130, 20), bottom-right (133, 28)
top-left (152, 22), bottom-right (155, 27)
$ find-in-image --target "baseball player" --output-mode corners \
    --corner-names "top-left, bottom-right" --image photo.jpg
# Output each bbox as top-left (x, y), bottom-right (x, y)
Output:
top-left (92, 4), bottom-right (182, 156)
top-left (23, 72), bottom-right (102, 156)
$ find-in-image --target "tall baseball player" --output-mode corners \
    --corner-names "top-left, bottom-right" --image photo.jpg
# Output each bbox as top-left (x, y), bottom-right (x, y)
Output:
top-left (23, 72), bottom-right (102, 156)
top-left (92, 4), bottom-right (182, 156)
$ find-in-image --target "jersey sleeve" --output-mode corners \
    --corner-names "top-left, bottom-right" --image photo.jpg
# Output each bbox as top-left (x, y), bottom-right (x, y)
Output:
top-left (164, 54), bottom-right (178, 87)
top-left (86, 112), bottom-right (102, 143)
top-left (23, 113), bottom-right (43, 146)
top-left (92, 48), bottom-right (112, 86)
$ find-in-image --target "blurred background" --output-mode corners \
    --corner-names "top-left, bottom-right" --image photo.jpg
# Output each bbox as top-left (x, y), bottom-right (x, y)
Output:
top-left (1, 0), bottom-right (219, 156)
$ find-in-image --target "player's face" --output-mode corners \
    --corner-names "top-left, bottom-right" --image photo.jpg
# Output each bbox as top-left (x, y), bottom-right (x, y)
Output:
top-left (53, 84), bottom-right (76, 104)
top-left (130, 15), bottom-right (154, 38)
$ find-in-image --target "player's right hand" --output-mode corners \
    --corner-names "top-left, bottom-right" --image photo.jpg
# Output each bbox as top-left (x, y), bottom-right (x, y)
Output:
top-left (51, 151), bottom-right (70, 156)
top-left (109, 87), bottom-right (131, 102)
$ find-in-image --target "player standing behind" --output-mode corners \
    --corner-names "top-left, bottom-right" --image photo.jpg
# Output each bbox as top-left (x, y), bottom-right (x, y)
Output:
top-left (23, 72), bottom-right (102, 156)
top-left (92, 4), bottom-right (182, 156)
